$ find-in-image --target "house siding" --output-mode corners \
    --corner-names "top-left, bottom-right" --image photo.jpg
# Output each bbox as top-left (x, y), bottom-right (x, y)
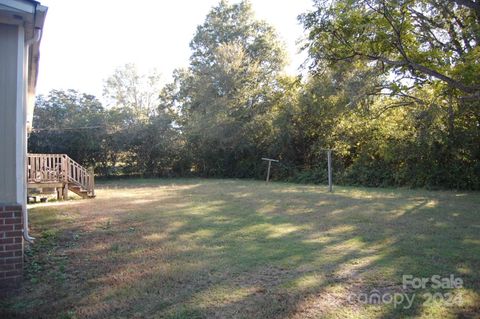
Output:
top-left (0, 23), bottom-right (24, 205)
top-left (0, 23), bottom-right (25, 292)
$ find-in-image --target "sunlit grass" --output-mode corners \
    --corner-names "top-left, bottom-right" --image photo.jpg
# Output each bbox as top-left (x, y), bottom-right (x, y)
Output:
top-left (1, 178), bottom-right (479, 318)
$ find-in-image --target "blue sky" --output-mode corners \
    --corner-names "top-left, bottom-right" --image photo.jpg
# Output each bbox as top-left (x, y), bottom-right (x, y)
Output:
top-left (36, 0), bottom-right (314, 99)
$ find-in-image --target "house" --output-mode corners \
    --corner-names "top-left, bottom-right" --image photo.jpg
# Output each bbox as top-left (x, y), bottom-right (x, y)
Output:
top-left (0, 0), bottom-right (47, 290)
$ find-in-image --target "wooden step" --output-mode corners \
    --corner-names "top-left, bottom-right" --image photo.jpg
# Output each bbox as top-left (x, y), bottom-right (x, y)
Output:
top-left (68, 184), bottom-right (91, 199)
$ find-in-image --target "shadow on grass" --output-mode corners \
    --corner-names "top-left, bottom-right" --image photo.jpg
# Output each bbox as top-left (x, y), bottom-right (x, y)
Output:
top-left (2, 179), bottom-right (479, 319)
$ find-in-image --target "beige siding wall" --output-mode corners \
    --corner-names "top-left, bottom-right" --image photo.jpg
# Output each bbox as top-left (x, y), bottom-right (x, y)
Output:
top-left (0, 23), bottom-right (21, 204)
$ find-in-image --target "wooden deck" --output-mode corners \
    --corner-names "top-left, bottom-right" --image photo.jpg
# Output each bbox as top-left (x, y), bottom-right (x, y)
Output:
top-left (27, 153), bottom-right (95, 199)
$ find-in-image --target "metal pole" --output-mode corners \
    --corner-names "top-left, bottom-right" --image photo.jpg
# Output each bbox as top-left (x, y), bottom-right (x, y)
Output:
top-left (327, 150), bottom-right (332, 192)
top-left (266, 160), bottom-right (272, 182)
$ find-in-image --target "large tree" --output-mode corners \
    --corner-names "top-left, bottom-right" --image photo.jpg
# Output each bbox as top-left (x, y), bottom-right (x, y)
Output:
top-left (301, 0), bottom-right (480, 102)
top-left (298, 0), bottom-right (480, 188)
top-left (163, 0), bottom-right (288, 177)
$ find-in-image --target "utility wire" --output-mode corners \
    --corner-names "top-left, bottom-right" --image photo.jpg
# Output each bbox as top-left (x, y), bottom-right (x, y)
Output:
top-left (31, 125), bottom-right (109, 132)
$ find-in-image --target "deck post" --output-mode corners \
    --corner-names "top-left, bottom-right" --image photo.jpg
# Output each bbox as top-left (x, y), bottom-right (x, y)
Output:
top-left (63, 183), bottom-right (69, 200)
top-left (88, 167), bottom-right (95, 197)
top-left (63, 154), bottom-right (69, 183)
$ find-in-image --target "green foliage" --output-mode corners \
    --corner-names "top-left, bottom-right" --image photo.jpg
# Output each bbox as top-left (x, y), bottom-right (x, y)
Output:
top-left (28, 0), bottom-right (480, 189)
top-left (29, 90), bottom-right (107, 167)
top-left (29, 86), bottom-right (182, 177)
top-left (124, 111), bottom-right (185, 177)
top-left (103, 63), bottom-right (162, 121)
top-left (296, 0), bottom-right (480, 189)
top-left (300, 0), bottom-right (480, 100)
top-left (165, 0), bottom-right (287, 178)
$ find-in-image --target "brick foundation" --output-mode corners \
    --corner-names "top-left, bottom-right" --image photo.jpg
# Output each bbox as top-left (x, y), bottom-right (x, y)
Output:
top-left (0, 204), bottom-right (23, 291)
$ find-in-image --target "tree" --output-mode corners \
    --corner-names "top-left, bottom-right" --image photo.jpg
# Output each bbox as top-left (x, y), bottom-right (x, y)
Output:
top-left (124, 110), bottom-right (184, 177)
top-left (103, 63), bottom-right (162, 121)
top-left (101, 64), bottom-right (186, 177)
top-left (29, 90), bottom-right (107, 167)
top-left (29, 0), bottom-right (479, 189)
top-left (190, 0), bottom-right (286, 77)
top-left (164, 0), bottom-right (288, 177)
top-left (301, 0), bottom-right (480, 101)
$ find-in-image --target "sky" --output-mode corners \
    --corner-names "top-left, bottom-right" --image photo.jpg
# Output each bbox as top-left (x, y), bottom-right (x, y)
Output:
top-left (35, 0), bottom-right (314, 99)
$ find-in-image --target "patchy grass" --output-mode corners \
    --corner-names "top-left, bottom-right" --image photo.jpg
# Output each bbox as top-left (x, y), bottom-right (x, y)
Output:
top-left (1, 178), bottom-right (479, 318)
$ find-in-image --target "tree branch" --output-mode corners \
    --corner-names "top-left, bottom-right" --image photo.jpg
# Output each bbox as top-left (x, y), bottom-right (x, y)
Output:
top-left (364, 54), bottom-right (480, 94)
top-left (451, 0), bottom-right (480, 16)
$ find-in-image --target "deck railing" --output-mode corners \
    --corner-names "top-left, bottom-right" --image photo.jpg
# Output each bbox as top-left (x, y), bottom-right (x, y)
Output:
top-left (27, 153), bottom-right (66, 183)
top-left (27, 153), bottom-right (94, 196)
top-left (66, 156), bottom-right (95, 196)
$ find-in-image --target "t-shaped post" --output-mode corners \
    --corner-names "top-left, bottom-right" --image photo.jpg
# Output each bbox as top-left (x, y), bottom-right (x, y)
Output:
top-left (261, 158), bottom-right (279, 182)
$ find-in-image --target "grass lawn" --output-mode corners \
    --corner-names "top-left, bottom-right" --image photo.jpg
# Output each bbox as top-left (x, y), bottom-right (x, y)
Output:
top-left (1, 179), bottom-right (479, 318)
